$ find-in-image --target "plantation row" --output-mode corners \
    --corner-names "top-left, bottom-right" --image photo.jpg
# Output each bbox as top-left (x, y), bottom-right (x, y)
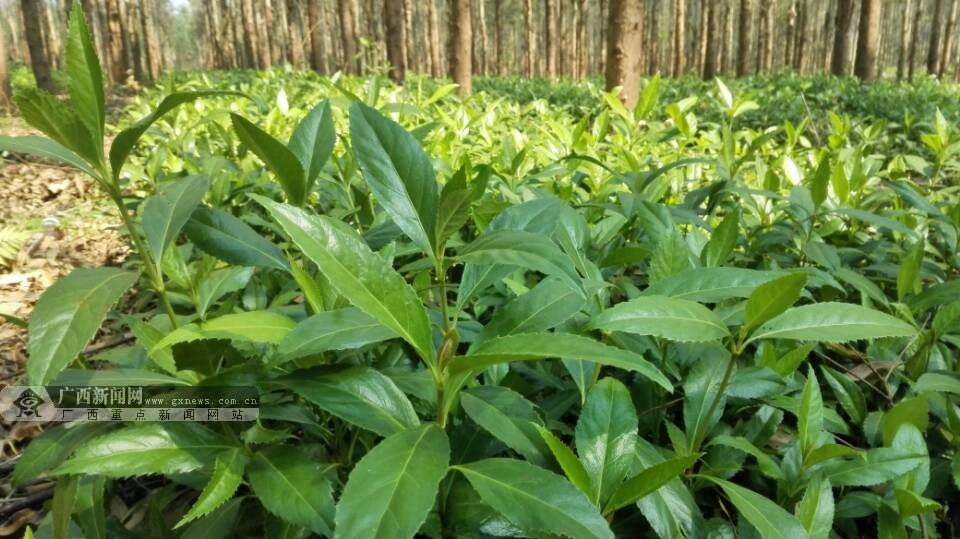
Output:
top-left (3, 7), bottom-right (960, 538)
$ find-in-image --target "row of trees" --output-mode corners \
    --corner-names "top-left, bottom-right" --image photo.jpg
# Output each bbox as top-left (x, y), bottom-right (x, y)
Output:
top-left (2, 1), bottom-right (960, 106)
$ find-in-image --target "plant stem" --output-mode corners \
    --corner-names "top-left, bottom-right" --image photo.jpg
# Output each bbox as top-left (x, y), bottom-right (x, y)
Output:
top-left (107, 188), bottom-right (179, 328)
top-left (691, 344), bottom-right (740, 453)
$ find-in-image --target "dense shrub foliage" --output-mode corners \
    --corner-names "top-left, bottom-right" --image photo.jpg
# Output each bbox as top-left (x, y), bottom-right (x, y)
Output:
top-left (3, 8), bottom-right (960, 538)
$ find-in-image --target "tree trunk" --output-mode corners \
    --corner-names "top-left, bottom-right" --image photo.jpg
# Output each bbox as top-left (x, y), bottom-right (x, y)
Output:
top-left (20, 0), bottom-right (55, 91)
top-left (384, 0), bottom-right (406, 82)
top-left (239, 0), bottom-right (259, 68)
top-left (40, 0), bottom-right (60, 70)
top-left (605, 0), bottom-right (642, 106)
top-left (928, 0), bottom-right (944, 75)
top-left (448, 0), bottom-right (471, 94)
top-left (735, 0), bottom-right (752, 76)
top-left (544, 0), bottom-right (557, 78)
top-left (939, 0), bottom-right (959, 78)
top-left (722, 1), bottom-right (734, 74)
top-left (477, 0), bottom-right (488, 74)
top-left (648, 0), bottom-right (660, 74)
top-left (898, 0), bottom-right (915, 79)
top-left (307, 0), bottom-right (326, 72)
top-left (104, 0), bottom-right (126, 84)
top-left (426, 0), bottom-right (441, 76)
top-left (672, 0), bottom-right (685, 75)
top-left (854, 0), bottom-right (881, 79)
top-left (523, 0), bottom-right (535, 77)
top-left (0, 15), bottom-right (10, 108)
top-left (793, 0), bottom-right (806, 71)
top-left (338, 0), bottom-right (359, 73)
top-left (702, 0), bottom-right (718, 78)
top-left (830, 0), bottom-right (853, 75)
top-left (126, 0), bottom-right (145, 82)
top-left (576, 0), bottom-right (588, 77)
top-left (141, 0), bottom-right (161, 78)
top-left (696, 0), bottom-right (708, 75)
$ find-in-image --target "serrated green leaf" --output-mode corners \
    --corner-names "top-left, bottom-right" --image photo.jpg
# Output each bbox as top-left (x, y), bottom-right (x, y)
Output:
top-left (65, 2), bottom-right (104, 148)
top-left (451, 332), bottom-right (671, 391)
top-left (576, 378), bottom-right (638, 506)
top-left (0, 135), bottom-right (99, 178)
top-left (795, 475), bottom-right (833, 539)
top-left (277, 307), bottom-right (397, 362)
top-left (176, 448), bottom-right (247, 528)
top-left (143, 176), bottom-right (209, 276)
top-left (286, 366), bottom-right (419, 436)
top-left (603, 453), bottom-right (699, 515)
top-left (476, 276), bottom-right (585, 342)
top-left (152, 310), bottom-right (295, 352)
top-left (12, 423), bottom-right (111, 487)
top-left (535, 426), bottom-right (593, 497)
top-left (248, 446), bottom-right (335, 536)
top-left (702, 209), bottom-right (739, 267)
top-left (458, 230), bottom-right (582, 292)
top-left (231, 113), bottom-right (307, 205)
top-left (335, 424), bottom-right (450, 539)
top-left (743, 272), bottom-right (807, 331)
top-left (454, 458), bottom-right (614, 539)
top-left (748, 303), bottom-right (916, 343)
top-left (700, 476), bottom-right (808, 539)
top-left (461, 386), bottom-right (549, 465)
top-left (184, 206), bottom-right (289, 271)
top-left (288, 100), bottom-right (335, 190)
top-left (56, 424), bottom-right (233, 477)
top-left (588, 296), bottom-right (730, 342)
top-left (27, 268), bottom-right (138, 384)
top-left (196, 266), bottom-right (254, 319)
top-left (798, 366), bottom-right (824, 458)
top-left (350, 102), bottom-right (439, 256)
top-left (642, 267), bottom-right (779, 302)
top-left (254, 196), bottom-right (436, 369)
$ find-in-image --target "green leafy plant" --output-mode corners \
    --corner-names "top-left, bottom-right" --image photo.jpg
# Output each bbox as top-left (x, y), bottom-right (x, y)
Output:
top-left (4, 10), bottom-right (960, 539)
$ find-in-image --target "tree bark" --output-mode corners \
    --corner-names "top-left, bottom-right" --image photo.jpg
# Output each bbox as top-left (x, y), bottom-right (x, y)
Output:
top-left (426, 0), bottom-right (442, 76)
top-left (338, 0), bottom-right (359, 73)
top-left (854, 0), bottom-right (881, 79)
top-left (793, 0), bottom-right (806, 72)
top-left (696, 0), bottom-right (708, 75)
top-left (648, 0), bottom-right (660, 74)
top-left (104, 0), bottom-right (127, 84)
top-left (545, 0), bottom-right (557, 78)
top-left (672, 0), bottom-right (685, 76)
top-left (20, 0), bottom-right (55, 91)
top-left (384, 0), bottom-right (406, 82)
top-left (928, 0), bottom-right (944, 75)
top-left (830, 0), bottom-right (853, 75)
top-left (897, 0), bottom-right (915, 79)
top-left (307, 0), bottom-right (326, 72)
top-left (735, 0), bottom-right (752, 76)
top-left (702, 0), bottom-right (718, 78)
top-left (605, 0), bottom-right (642, 106)
top-left (523, 0), bottom-right (535, 77)
top-left (477, 0), bottom-right (488, 74)
top-left (577, 0), bottom-right (588, 77)
top-left (448, 0), bottom-right (472, 94)
top-left (939, 0), bottom-right (959, 78)
top-left (0, 14), bottom-right (11, 108)
top-left (140, 0), bottom-right (160, 78)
